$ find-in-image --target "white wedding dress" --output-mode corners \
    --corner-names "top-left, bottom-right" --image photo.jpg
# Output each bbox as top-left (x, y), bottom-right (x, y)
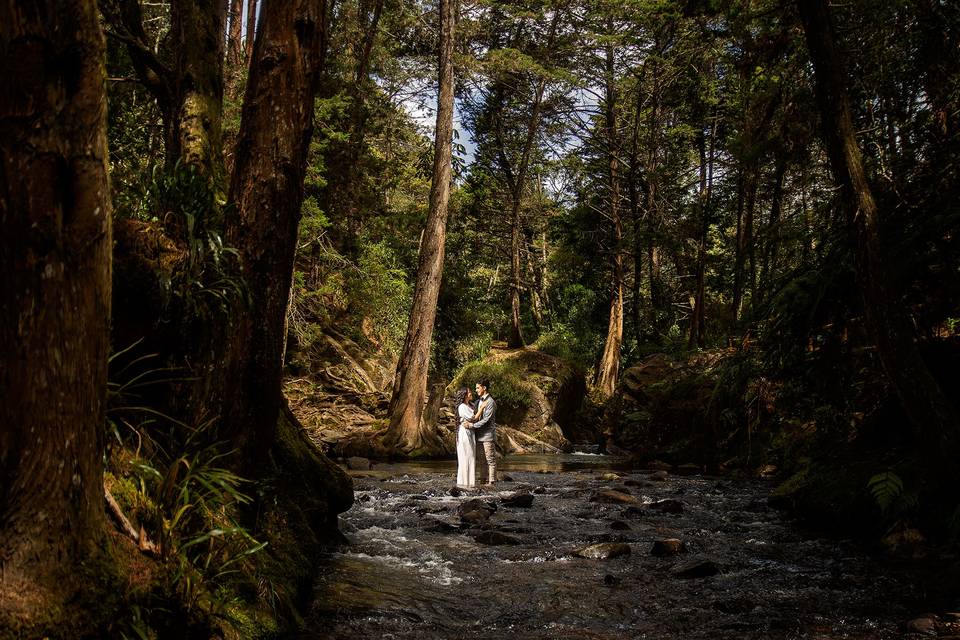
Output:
top-left (456, 402), bottom-right (476, 487)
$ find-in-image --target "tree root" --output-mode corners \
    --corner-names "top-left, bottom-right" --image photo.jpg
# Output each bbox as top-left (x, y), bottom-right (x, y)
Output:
top-left (103, 485), bottom-right (160, 556)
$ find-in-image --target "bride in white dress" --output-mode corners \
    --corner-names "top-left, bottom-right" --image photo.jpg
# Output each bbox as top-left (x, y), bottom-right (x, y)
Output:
top-left (455, 387), bottom-right (478, 488)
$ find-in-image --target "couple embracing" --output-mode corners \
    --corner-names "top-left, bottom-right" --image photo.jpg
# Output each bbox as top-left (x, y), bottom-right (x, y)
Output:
top-left (454, 379), bottom-right (497, 489)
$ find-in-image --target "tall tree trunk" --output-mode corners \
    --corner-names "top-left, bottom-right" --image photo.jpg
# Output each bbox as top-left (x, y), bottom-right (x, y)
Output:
top-left (341, 0), bottom-right (385, 255)
top-left (169, 0), bottom-right (226, 186)
top-left (731, 170), bottom-right (747, 324)
top-left (596, 38), bottom-right (623, 400)
top-left (501, 10), bottom-right (560, 348)
top-left (0, 0), bottom-right (112, 631)
top-left (245, 0), bottom-right (258, 59)
top-left (508, 193), bottom-right (525, 348)
top-left (221, 0), bottom-right (326, 474)
top-left (689, 114), bottom-right (716, 349)
top-left (759, 155), bottom-right (787, 301)
top-left (228, 0), bottom-right (244, 64)
top-left (385, 0), bottom-right (456, 454)
top-left (798, 0), bottom-right (960, 463)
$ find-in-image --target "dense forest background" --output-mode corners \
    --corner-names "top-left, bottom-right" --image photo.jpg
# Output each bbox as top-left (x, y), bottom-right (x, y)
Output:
top-left (1, 0), bottom-right (958, 637)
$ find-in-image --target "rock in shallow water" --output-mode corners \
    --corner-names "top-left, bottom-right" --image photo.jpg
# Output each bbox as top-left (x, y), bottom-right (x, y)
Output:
top-left (346, 456), bottom-right (371, 470)
top-left (648, 470), bottom-right (669, 481)
top-left (672, 559), bottom-right (720, 578)
top-left (649, 499), bottom-right (684, 513)
top-left (609, 520), bottom-right (631, 530)
top-left (590, 489), bottom-right (640, 505)
top-left (575, 542), bottom-right (632, 560)
top-left (501, 492), bottom-right (535, 508)
top-left (902, 617), bottom-right (937, 635)
top-left (650, 538), bottom-right (686, 556)
top-left (473, 531), bottom-right (521, 545)
top-left (458, 498), bottom-right (497, 517)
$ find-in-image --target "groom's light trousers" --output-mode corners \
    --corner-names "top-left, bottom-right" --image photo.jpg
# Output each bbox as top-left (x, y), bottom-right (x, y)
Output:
top-left (477, 441), bottom-right (497, 483)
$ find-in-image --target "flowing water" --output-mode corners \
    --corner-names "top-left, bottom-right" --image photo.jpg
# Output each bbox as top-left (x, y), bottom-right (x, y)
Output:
top-left (297, 453), bottom-right (939, 639)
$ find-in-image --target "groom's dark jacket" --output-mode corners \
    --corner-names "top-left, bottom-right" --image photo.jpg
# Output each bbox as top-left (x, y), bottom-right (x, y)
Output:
top-left (472, 393), bottom-right (496, 443)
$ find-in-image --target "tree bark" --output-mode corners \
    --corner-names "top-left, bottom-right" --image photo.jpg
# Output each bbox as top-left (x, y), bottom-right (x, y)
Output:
top-left (798, 0), bottom-right (960, 463)
top-left (221, 0), bottom-right (326, 474)
top-left (595, 38), bottom-right (623, 400)
top-left (228, 0), bottom-right (244, 64)
top-left (385, 0), bottom-right (456, 454)
top-left (689, 113), bottom-right (716, 349)
top-left (0, 0), bottom-right (112, 630)
top-left (169, 0), bottom-right (226, 184)
top-left (245, 0), bottom-right (258, 59)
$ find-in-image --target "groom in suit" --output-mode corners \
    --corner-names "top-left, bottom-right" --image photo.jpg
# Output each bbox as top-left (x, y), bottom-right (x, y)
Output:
top-left (471, 379), bottom-right (497, 486)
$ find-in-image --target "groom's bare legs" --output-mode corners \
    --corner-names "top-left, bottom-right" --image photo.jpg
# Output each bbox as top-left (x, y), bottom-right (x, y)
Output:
top-left (482, 441), bottom-right (496, 484)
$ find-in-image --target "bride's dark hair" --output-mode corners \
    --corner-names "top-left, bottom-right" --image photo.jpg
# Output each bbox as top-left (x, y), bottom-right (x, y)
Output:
top-left (454, 387), bottom-right (470, 406)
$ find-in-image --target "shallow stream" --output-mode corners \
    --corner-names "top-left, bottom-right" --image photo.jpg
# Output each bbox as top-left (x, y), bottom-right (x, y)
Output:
top-left (297, 453), bottom-right (938, 639)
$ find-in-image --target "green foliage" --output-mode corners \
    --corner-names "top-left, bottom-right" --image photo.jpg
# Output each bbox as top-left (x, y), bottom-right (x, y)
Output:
top-left (353, 241), bottom-right (413, 353)
top-left (867, 471), bottom-right (918, 519)
top-left (451, 359), bottom-right (531, 416)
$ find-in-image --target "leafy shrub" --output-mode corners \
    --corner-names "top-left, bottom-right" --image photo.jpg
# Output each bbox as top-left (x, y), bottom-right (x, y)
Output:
top-left (450, 359), bottom-right (531, 417)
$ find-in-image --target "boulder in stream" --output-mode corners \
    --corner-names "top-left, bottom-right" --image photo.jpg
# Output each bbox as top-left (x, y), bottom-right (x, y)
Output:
top-left (501, 492), bottom-right (535, 508)
top-left (473, 531), bottom-right (521, 546)
top-left (648, 470), bottom-right (669, 481)
top-left (648, 499), bottom-right (684, 514)
top-left (590, 489), bottom-right (640, 505)
top-left (458, 498), bottom-right (497, 517)
top-left (650, 539), bottom-right (686, 556)
top-left (575, 542), bottom-right (632, 560)
top-left (672, 559), bottom-right (721, 578)
top-left (346, 456), bottom-right (371, 470)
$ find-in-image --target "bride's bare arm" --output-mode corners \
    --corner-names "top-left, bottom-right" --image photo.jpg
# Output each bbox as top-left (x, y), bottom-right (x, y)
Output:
top-left (469, 400), bottom-right (488, 422)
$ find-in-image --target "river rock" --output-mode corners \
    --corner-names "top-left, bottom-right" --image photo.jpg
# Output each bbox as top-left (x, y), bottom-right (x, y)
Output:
top-left (575, 542), bottom-right (631, 560)
top-left (449, 486), bottom-right (463, 497)
top-left (533, 486), bottom-right (547, 494)
top-left (610, 484), bottom-right (633, 494)
top-left (590, 489), bottom-right (640, 505)
top-left (603, 574), bottom-right (621, 586)
top-left (649, 470), bottom-right (669, 481)
top-left (601, 472), bottom-right (622, 481)
top-left (460, 510), bottom-right (491, 526)
top-left (423, 518), bottom-right (460, 533)
top-left (903, 617), bottom-right (937, 635)
top-left (346, 456), bottom-right (371, 470)
top-left (609, 520), bottom-right (631, 530)
top-left (650, 539), bottom-right (686, 556)
top-left (673, 559), bottom-right (720, 578)
top-left (501, 492), bottom-right (535, 508)
top-left (473, 531), bottom-right (521, 546)
top-left (458, 498), bottom-right (497, 517)
top-left (649, 499), bottom-right (684, 513)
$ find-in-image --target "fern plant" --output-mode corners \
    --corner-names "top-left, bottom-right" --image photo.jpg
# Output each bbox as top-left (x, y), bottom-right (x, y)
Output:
top-left (867, 470), bottom-right (918, 519)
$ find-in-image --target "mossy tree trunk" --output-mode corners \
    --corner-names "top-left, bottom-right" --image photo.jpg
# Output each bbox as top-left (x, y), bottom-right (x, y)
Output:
top-left (0, 0), bottom-right (112, 632)
top-left (169, 0), bottom-right (226, 188)
top-left (386, 0), bottom-right (456, 455)
top-left (798, 0), bottom-right (960, 464)
top-left (221, 0), bottom-right (327, 474)
top-left (101, 0), bottom-right (226, 195)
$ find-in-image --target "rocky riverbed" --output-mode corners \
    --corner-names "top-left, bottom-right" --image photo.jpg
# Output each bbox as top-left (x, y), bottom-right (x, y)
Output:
top-left (296, 454), bottom-right (957, 639)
